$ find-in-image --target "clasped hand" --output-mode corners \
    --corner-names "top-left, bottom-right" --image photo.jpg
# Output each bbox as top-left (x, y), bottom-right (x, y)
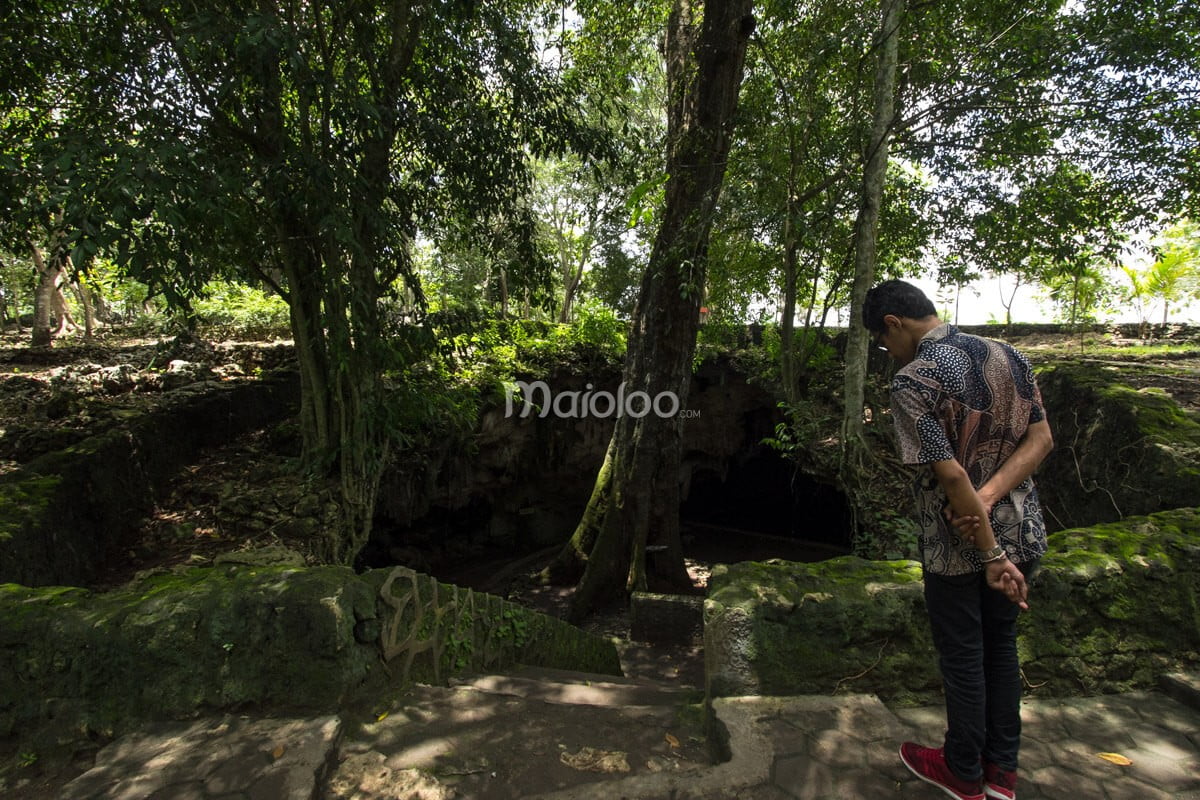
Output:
top-left (946, 503), bottom-right (1029, 610)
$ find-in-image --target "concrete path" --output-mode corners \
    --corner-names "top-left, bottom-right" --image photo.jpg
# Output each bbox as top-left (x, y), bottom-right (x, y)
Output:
top-left (57, 715), bottom-right (342, 800)
top-left (55, 673), bottom-right (1200, 799)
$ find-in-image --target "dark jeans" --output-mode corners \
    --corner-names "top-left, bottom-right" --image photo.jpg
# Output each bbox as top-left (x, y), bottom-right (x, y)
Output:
top-left (923, 561), bottom-right (1036, 781)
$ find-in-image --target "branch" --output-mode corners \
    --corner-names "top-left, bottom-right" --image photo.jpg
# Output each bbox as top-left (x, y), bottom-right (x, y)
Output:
top-left (145, 10), bottom-right (265, 155)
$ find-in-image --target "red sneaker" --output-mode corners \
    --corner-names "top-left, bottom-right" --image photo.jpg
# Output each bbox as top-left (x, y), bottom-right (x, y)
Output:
top-left (983, 761), bottom-right (1017, 799)
top-left (899, 742), bottom-right (985, 800)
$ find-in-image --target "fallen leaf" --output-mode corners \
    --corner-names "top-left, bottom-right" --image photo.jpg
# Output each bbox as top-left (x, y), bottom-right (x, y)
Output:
top-left (1097, 753), bottom-right (1133, 766)
top-left (272, 744), bottom-right (285, 759)
top-left (665, 733), bottom-right (680, 749)
top-left (559, 747), bottom-right (630, 773)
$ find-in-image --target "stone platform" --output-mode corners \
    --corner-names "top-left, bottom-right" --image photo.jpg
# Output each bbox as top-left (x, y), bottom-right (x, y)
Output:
top-left (49, 673), bottom-right (1200, 800)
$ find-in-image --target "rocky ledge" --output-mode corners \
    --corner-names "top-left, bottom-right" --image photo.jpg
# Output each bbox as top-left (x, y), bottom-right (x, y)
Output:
top-left (0, 563), bottom-right (621, 746)
top-left (705, 506), bottom-right (1200, 702)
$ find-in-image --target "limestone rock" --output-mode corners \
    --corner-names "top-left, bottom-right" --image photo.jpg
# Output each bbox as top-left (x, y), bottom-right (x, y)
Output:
top-left (213, 544), bottom-right (307, 567)
top-left (704, 509), bottom-right (1200, 700)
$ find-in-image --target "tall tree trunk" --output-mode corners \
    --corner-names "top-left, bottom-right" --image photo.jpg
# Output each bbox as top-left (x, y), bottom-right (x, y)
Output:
top-left (28, 240), bottom-right (66, 348)
top-left (780, 217), bottom-right (800, 404)
top-left (553, 198), bottom-right (593, 324)
top-left (552, 0), bottom-right (754, 622)
top-left (71, 277), bottom-right (97, 338)
top-left (499, 268), bottom-right (509, 317)
top-left (559, 244), bottom-right (589, 324)
top-left (51, 285), bottom-right (77, 336)
top-left (254, 0), bottom-right (425, 567)
top-left (841, 0), bottom-right (902, 454)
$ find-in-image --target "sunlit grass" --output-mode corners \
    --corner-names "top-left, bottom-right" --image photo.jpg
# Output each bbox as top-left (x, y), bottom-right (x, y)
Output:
top-left (1025, 340), bottom-right (1200, 360)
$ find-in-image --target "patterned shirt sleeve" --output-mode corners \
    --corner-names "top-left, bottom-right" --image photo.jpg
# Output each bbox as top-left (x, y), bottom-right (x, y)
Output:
top-left (1009, 347), bottom-right (1045, 425)
top-left (891, 374), bottom-right (955, 465)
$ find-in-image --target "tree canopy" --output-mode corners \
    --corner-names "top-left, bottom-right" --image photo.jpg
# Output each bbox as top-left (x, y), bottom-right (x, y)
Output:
top-left (2, 0), bottom-right (1198, 576)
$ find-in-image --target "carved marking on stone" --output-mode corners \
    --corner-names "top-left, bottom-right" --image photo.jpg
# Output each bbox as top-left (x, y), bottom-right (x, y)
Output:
top-left (378, 566), bottom-right (465, 684)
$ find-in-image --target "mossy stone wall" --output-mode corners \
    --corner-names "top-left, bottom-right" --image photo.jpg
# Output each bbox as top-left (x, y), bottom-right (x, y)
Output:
top-left (0, 565), bottom-right (620, 740)
top-left (1021, 507), bottom-right (1200, 693)
top-left (1036, 362), bottom-right (1200, 531)
top-left (704, 557), bottom-right (937, 703)
top-left (705, 508), bottom-right (1200, 701)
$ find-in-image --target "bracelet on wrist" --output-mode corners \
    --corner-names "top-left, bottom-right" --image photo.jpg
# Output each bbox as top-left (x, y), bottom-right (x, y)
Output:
top-left (978, 544), bottom-right (1006, 563)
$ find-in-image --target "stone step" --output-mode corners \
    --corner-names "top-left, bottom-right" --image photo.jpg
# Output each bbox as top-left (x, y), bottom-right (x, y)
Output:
top-left (507, 663), bottom-right (696, 691)
top-left (330, 679), bottom-right (713, 799)
top-left (450, 666), bottom-right (701, 708)
top-left (1161, 671), bottom-right (1200, 713)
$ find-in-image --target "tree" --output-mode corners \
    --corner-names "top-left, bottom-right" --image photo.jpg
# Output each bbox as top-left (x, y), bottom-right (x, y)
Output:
top-left (1143, 220), bottom-right (1200, 325)
top-left (0, 250), bottom-right (36, 328)
top-left (832, 0), bottom-right (1199, 450)
top-left (27, 228), bottom-right (71, 347)
top-left (899, 0), bottom-right (1200, 266)
top-left (552, 0), bottom-right (755, 620)
top-left (841, 0), bottom-right (903, 448)
top-left (714, 0), bottom-right (869, 401)
top-left (0, 80), bottom-right (83, 346)
top-left (6, 1), bottom-right (602, 563)
top-left (1120, 263), bottom-right (1151, 335)
top-left (1043, 260), bottom-right (1114, 326)
top-left (535, 155), bottom-right (634, 323)
top-left (951, 161), bottom-right (1130, 325)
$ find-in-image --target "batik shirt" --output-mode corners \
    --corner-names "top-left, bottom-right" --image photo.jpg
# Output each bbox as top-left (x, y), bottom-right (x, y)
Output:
top-left (891, 324), bottom-right (1049, 576)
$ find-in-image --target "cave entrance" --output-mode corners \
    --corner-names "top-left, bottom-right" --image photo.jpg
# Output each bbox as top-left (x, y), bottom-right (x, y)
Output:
top-left (361, 450), bottom-right (853, 595)
top-left (681, 450), bottom-right (852, 565)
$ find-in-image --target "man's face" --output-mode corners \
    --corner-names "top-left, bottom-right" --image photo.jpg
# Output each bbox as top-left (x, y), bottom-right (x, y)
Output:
top-left (875, 317), bottom-right (917, 364)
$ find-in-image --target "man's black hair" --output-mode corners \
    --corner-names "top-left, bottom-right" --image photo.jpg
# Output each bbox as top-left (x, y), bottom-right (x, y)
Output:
top-left (862, 279), bottom-right (938, 333)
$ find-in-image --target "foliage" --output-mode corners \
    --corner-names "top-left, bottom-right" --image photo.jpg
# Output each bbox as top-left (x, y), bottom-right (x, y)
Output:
top-left (1119, 221), bottom-right (1200, 328)
top-left (0, 249), bottom-right (35, 320)
top-left (1141, 220), bottom-right (1200, 324)
top-left (191, 282), bottom-right (291, 340)
top-left (937, 161), bottom-right (1133, 329)
top-left (758, 324), bottom-right (838, 379)
top-left (2, 0), bottom-right (623, 561)
top-left (713, 0), bottom-right (872, 332)
top-left (571, 298), bottom-right (628, 355)
top-left (426, 301), bottom-right (626, 390)
top-left (1041, 262), bottom-right (1117, 326)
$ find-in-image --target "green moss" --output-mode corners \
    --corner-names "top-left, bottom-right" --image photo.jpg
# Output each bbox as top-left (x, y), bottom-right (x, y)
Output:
top-left (0, 565), bottom-right (617, 742)
top-left (1036, 364), bottom-right (1200, 528)
top-left (0, 475), bottom-right (62, 541)
top-left (707, 508), bottom-right (1200, 700)
top-left (707, 557), bottom-right (936, 699)
top-left (708, 556), bottom-right (923, 612)
top-left (1019, 507), bottom-right (1200, 693)
top-left (1099, 383), bottom-right (1200, 438)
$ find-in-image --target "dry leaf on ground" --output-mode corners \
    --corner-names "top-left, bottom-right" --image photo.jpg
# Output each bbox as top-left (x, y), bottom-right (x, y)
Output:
top-left (559, 747), bottom-right (631, 773)
top-left (1097, 752), bottom-right (1133, 766)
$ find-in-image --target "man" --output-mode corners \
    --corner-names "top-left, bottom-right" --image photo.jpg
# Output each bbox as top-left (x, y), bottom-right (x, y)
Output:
top-left (863, 279), bottom-right (1054, 800)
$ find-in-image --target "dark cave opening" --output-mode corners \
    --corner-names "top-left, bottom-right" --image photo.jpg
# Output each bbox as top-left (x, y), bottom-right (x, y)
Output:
top-left (360, 449), bottom-right (854, 585)
top-left (680, 449), bottom-right (853, 564)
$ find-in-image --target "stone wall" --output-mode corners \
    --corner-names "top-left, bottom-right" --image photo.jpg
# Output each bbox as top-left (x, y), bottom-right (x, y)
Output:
top-left (1035, 363), bottom-right (1200, 531)
top-left (0, 564), bottom-right (621, 740)
top-left (1020, 507), bottom-right (1200, 694)
top-left (705, 508), bottom-right (1200, 701)
top-left (704, 558), bottom-right (937, 703)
